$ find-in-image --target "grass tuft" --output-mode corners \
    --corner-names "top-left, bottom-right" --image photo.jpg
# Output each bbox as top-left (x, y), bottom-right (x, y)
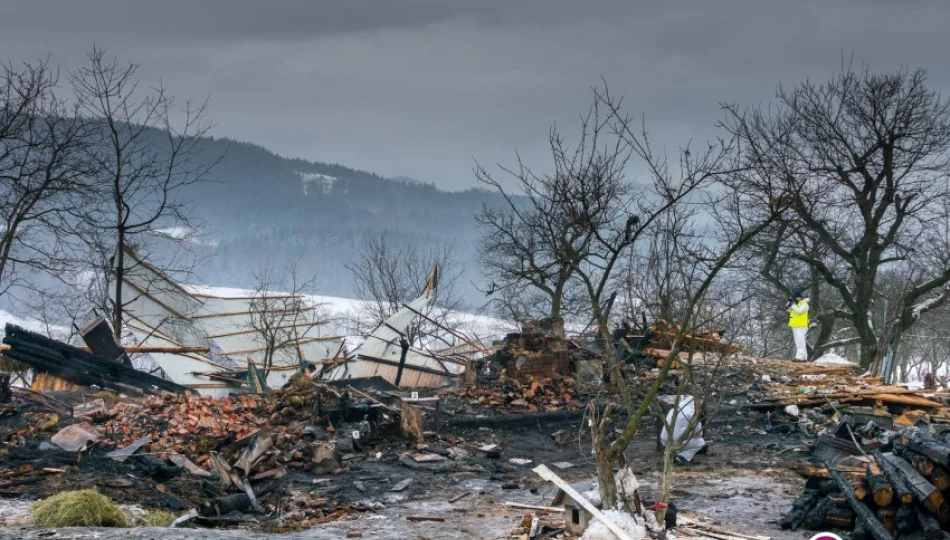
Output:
top-left (30, 489), bottom-right (127, 528)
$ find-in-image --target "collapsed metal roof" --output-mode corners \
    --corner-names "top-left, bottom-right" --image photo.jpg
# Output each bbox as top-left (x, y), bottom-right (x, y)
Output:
top-left (320, 265), bottom-right (467, 388)
top-left (110, 246), bottom-right (473, 393)
top-left (110, 246), bottom-right (341, 395)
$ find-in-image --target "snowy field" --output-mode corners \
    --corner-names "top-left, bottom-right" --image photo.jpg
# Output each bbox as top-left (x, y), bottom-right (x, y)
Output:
top-left (1, 283), bottom-right (513, 349)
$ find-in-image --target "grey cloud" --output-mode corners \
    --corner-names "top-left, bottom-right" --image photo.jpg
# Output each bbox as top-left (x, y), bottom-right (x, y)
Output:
top-left (2, 0), bottom-right (950, 189)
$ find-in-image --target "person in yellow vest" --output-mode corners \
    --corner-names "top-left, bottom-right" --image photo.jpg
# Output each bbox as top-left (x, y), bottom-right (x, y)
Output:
top-left (787, 290), bottom-right (809, 361)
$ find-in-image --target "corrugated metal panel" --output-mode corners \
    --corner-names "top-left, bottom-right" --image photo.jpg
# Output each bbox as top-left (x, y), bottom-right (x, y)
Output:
top-left (110, 245), bottom-right (344, 395)
top-left (323, 292), bottom-right (463, 388)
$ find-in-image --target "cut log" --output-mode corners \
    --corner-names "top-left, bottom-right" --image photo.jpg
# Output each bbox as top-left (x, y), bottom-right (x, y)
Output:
top-left (880, 453), bottom-right (944, 513)
top-left (801, 497), bottom-right (831, 530)
top-left (875, 507), bottom-right (895, 533)
top-left (932, 465), bottom-right (950, 491)
top-left (130, 454), bottom-right (182, 482)
top-left (914, 506), bottom-right (942, 540)
top-left (903, 434), bottom-right (950, 468)
top-left (199, 483), bottom-right (277, 516)
top-left (935, 500), bottom-right (950, 528)
top-left (781, 490), bottom-right (822, 530)
top-left (795, 464), bottom-right (869, 499)
top-left (827, 466), bottom-right (894, 540)
top-left (824, 506), bottom-right (855, 529)
top-left (908, 451), bottom-right (936, 477)
top-left (852, 517), bottom-right (870, 540)
top-left (827, 494), bottom-right (848, 508)
top-left (872, 451), bottom-right (914, 504)
top-left (895, 504), bottom-right (916, 534)
top-left (866, 461), bottom-right (894, 507)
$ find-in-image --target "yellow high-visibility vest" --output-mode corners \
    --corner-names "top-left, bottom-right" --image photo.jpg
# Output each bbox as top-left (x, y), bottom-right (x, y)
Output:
top-left (788, 299), bottom-right (809, 328)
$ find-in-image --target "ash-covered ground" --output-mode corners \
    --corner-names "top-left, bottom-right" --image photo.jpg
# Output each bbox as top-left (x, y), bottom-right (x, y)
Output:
top-left (0, 408), bottom-right (810, 540)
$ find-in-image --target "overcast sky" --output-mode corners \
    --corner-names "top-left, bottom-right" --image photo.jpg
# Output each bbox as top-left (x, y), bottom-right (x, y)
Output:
top-left (2, 0), bottom-right (949, 190)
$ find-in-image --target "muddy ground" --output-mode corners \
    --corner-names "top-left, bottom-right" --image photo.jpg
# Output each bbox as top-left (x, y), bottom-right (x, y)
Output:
top-left (0, 408), bottom-right (815, 540)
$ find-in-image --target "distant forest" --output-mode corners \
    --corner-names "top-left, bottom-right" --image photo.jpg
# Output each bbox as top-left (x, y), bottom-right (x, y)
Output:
top-left (179, 136), bottom-right (506, 304)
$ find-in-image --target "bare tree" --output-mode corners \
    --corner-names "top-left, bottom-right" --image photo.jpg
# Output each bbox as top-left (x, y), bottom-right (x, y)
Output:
top-left (475, 148), bottom-right (586, 326)
top-left (724, 66), bottom-right (950, 370)
top-left (480, 82), bottom-right (782, 510)
top-left (70, 47), bottom-right (216, 340)
top-left (249, 260), bottom-right (325, 375)
top-left (0, 58), bottom-right (89, 296)
top-left (346, 232), bottom-right (464, 344)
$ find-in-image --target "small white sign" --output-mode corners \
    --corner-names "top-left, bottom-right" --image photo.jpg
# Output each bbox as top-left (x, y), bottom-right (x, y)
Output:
top-left (411, 392), bottom-right (419, 399)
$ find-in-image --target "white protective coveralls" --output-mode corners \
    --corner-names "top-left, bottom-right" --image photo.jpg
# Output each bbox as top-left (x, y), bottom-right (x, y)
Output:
top-left (659, 396), bottom-right (705, 462)
top-left (788, 298), bottom-right (810, 361)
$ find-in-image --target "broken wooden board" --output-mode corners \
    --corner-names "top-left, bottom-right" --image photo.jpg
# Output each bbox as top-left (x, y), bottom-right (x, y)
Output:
top-left (504, 501), bottom-right (562, 513)
top-left (400, 401), bottom-right (424, 443)
top-left (169, 452), bottom-right (213, 477)
top-left (105, 435), bottom-right (151, 462)
top-left (872, 394), bottom-right (942, 408)
top-left (233, 430), bottom-right (274, 474)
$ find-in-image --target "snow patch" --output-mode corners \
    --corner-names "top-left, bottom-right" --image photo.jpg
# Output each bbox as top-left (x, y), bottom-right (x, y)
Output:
top-left (580, 509), bottom-right (647, 540)
top-left (297, 171), bottom-right (337, 195)
top-left (183, 284), bottom-right (509, 345)
top-left (814, 352), bottom-right (854, 365)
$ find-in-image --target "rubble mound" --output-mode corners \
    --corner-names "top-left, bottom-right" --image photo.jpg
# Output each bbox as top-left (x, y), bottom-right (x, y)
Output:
top-left (30, 489), bottom-right (127, 528)
top-left (445, 375), bottom-right (590, 415)
top-left (101, 378), bottom-right (366, 466)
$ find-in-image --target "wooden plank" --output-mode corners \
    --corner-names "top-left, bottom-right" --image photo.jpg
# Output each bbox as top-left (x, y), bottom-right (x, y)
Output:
top-left (503, 502), bottom-right (562, 513)
top-left (676, 516), bottom-right (771, 540)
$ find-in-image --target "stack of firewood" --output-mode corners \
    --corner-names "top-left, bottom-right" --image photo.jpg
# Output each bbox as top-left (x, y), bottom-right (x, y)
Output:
top-left (785, 431), bottom-right (950, 540)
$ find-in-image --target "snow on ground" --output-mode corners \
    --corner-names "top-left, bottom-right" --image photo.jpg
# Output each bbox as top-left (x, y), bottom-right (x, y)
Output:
top-left (814, 352), bottom-right (854, 365)
top-left (185, 284), bottom-right (511, 344)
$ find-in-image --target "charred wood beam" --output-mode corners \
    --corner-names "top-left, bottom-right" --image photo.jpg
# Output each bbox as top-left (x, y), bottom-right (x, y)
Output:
top-left (903, 433), bottom-right (950, 469)
top-left (915, 506), bottom-right (942, 540)
top-left (866, 461), bottom-right (894, 507)
top-left (781, 490), bottom-right (822, 530)
top-left (828, 465), bottom-right (893, 540)
top-left (2, 324), bottom-right (186, 395)
top-left (880, 452), bottom-right (944, 513)
top-left (872, 451), bottom-right (914, 505)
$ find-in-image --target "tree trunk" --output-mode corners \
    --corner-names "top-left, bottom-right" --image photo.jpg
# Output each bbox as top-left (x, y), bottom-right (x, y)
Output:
top-left (657, 424), bottom-right (676, 525)
top-left (591, 404), bottom-right (618, 510)
top-left (550, 283), bottom-right (563, 322)
top-left (860, 335), bottom-right (878, 370)
top-left (113, 232), bottom-right (125, 341)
